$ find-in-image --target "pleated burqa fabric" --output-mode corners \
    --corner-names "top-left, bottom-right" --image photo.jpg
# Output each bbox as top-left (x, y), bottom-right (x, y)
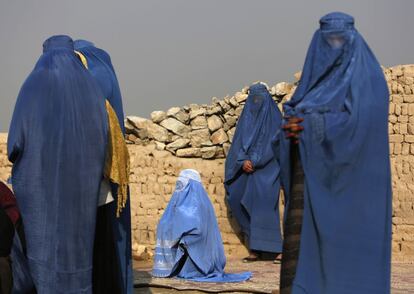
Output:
top-left (225, 84), bottom-right (283, 253)
top-left (8, 35), bottom-right (108, 293)
top-left (153, 169), bottom-right (251, 282)
top-left (74, 39), bottom-right (133, 294)
top-left (279, 12), bottom-right (392, 294)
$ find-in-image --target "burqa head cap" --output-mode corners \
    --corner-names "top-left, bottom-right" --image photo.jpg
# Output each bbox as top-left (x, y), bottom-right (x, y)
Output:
top-left (248, 83), bottom-right (268, 94)
top-left (319, 12), bottom-right (355, 32)
top-left (43, 35), bottom-right (74, 52)
top-left (175, 169), bottom-right (202, 191)
top-left (74, 39), bottom-right (96, 50)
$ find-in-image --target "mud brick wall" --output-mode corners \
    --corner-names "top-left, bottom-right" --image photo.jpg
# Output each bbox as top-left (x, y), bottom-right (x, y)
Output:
top-left (128, 143), bottom-right (248, 258)
top-left (386, 65), bottom-right (414, 263)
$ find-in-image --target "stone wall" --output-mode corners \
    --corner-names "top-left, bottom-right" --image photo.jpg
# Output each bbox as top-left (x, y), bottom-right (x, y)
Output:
top-left (1, 64), bottom-right (414, 263)
top-left (125, 81), bottom-right (293, 159)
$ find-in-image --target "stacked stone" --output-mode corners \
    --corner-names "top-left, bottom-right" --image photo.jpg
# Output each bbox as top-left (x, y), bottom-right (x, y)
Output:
top-left (0, 134), bottom-right (11, 183)
top-left (125, 81), bottom-right (294, 159)
top-left (385, 65), bottom-right (414, 263)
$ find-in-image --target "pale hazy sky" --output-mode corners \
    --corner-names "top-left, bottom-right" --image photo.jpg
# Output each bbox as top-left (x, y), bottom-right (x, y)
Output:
top-left (0, 0), bottom-right (412, 131)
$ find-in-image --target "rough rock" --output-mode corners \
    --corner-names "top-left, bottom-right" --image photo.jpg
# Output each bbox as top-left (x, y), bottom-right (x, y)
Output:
top-left (160, 118), bottom-right (190, 137)
top-left (146, 122), bottom-right (170, 142)
top-left (124, 119), bottom-right (135, 133)
top-left (207, 115), bottom-right (223, 132)
top-left (224, 114), bottom-right (237, 128)
top-left (227, 127), bottom-right (236, 143)
top-left (223, 143), bottom-right (231, 156)
top-left (218, 100), bottom-right (231, 112)
top-left (189, 107), bottom-right (206, 119)
top-left (283, 86), bottom-right (297, 102)
top-left (229, 96), bottom-right (239, 107)
top-left (176, 148), bottom-right (201, 157)
top-left (235, 92), bottom-right (248, 103)
top-left (191, 116), bottom-right (208, 130)
top-left (150, 111), bottom-right (167, 123)
top-left (294, 71), bottom-right (302, 81)
top-left (154, 141), bottom-right (166, 151)
top-left (166, 138), bottom-right (190, 152)
top-left (235, 105), bottom-right (244, 116)
top-left (127, 116), bottom-right (149, 130)
top-left (201, 146), bottom-right (219, 159)
top-left (211, 129), bottom-right (229, 145)
top-left (206, 105), bottom-right (222, 116)
top-left (274, 82), bottom-right (293, 96)
top-left (189, 129), bottom-right (212, 147)
top-left (167, 107), bottom-right (189, 124)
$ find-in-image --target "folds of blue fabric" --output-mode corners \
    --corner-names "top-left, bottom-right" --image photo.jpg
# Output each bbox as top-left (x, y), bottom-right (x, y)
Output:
top-left (225, 84), bottom-right (283, 254)
top-left (282, 103), bottom-right (391, 294)
top-left (74, 42), bottom-right (133, 294)
top-left (153, 179), bottom-right (251, 283)
top-left (11, 233), bottom-right (35, 294)
top-left (279, 13), bottom-right (392, 293)
top-left (226, 161), bottom-right (282, 253)
top-left (107, 189), bottom-right (133, 294)
top-left (7, 36), bottom-right (108, 294)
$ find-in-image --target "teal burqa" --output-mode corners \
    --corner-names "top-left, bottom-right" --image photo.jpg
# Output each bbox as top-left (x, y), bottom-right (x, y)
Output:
top-left (279, 12), bottom-right (392, 294)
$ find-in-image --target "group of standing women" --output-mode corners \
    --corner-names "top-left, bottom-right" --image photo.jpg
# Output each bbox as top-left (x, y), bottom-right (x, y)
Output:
top-left (2, 11), bottom-right (391, 294)
top-left (225, 12), bottom-right (392, 294)
top-left (6, 36), bottom-right (133, 293)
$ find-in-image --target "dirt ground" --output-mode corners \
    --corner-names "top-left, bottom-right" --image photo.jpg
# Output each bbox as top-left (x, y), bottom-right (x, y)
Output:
top-left (134, 259), bottom-right (414, 293)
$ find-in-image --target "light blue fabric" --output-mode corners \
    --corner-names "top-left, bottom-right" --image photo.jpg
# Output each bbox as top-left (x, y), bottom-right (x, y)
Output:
top-left (74, 39), bottom-right (133, 294)
top-left (225, 83), bottom-right (283, 253)
top-left (153, 169), bottom-right (251, 283)
top-left (280, 12), bottom-right (392, 294)
top-left (8, 35), bottom-right (108, 293)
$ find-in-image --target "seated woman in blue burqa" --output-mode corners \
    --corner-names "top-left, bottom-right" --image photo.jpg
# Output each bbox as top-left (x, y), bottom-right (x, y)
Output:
top-left (152, 169), bottom-right (251, 282)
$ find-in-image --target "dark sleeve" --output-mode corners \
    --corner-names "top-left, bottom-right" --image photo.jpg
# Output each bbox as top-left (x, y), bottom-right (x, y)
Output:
top-left (0, 182), bottom-right (20, 225)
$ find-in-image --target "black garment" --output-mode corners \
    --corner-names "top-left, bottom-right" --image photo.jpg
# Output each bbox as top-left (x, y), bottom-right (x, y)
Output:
top-left (0, 207), bottom-right (14, 294)
top-left (0, 257), bottom-right (12, 294)
top-left (280, 145), bottom-right (304, 294)
top-left (0, 208), bottom-right (14, 257)
top-left (92, 204), bottom-right (121, 294)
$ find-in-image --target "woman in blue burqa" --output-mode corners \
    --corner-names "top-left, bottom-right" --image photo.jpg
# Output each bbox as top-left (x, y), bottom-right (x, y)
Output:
top-left (152, 169), bottom-right (251, 282)
top-left (74, 39), bottom-right (133, 294)
top-left (279, 12), bottom-right (391, 294)
top-left (224, 83), bottom-right (283, 262)
top-left (7, 35), bottom-right (128, 294)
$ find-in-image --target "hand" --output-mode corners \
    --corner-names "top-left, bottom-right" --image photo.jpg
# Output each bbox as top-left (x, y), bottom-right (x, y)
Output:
top-left (282, 116), bottom-right (304, 144)
top-left (242, 160), bottom-right (254, 173)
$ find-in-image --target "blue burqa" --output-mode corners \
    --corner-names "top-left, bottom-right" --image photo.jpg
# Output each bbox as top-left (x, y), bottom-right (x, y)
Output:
top-left (74, 39), bottom-right (133, 294)
top-left (224, 84), bottom-right (283, 253)
top-left (8, 35), bottom-right (108, 293)
top-left (279, 13), bottom-right (392, 294)
top-left (153, 169), bottom-right (251, 282)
